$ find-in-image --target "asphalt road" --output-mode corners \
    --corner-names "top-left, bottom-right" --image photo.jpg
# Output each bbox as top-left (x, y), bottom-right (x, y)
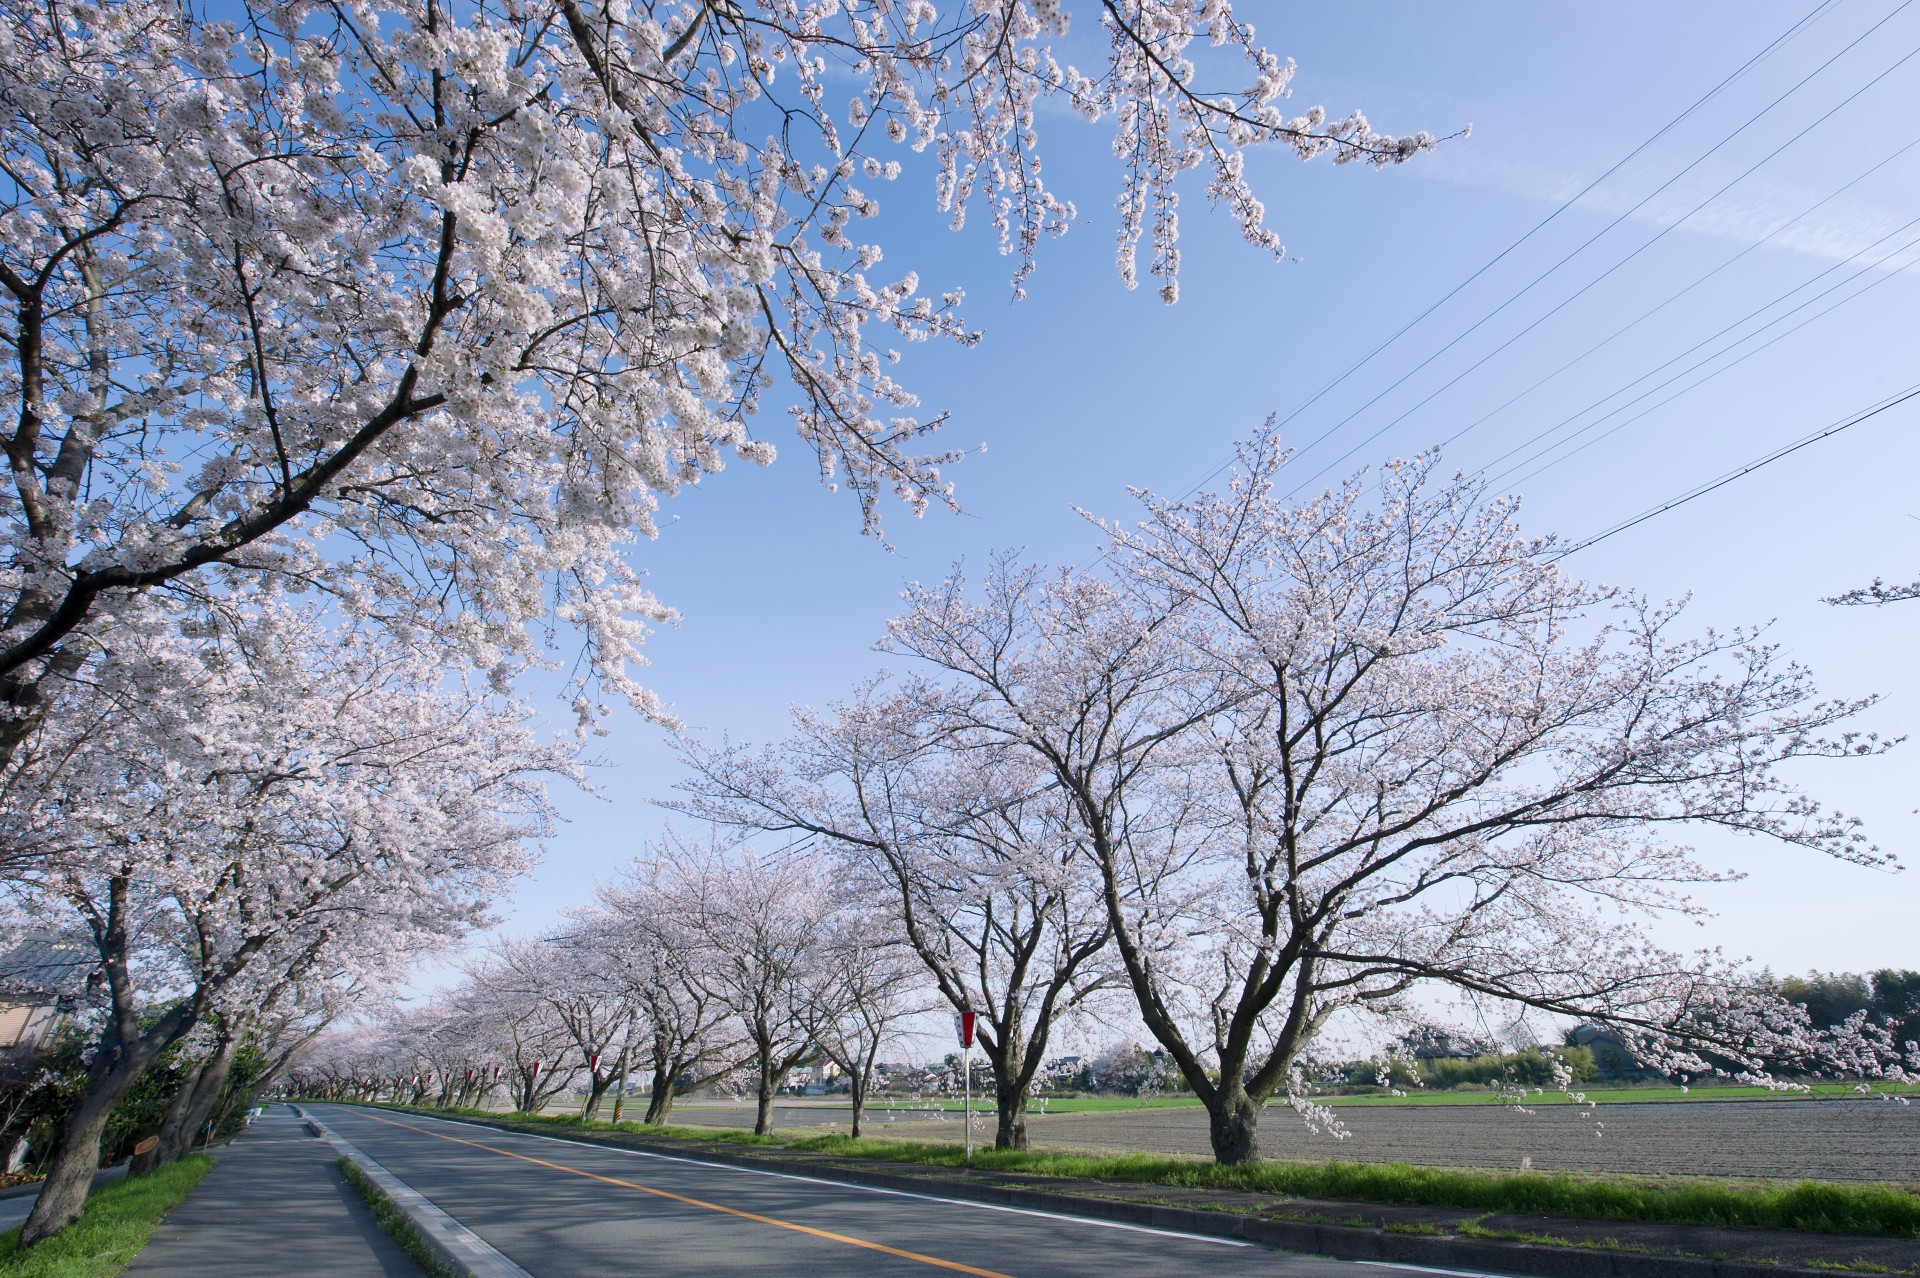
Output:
top-left (309, 1103), bottom-right (1459, 1278)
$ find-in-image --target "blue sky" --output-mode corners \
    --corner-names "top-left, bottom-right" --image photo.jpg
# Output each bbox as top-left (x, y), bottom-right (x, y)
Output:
top-left (495, 0), bottom-right (1920, 984)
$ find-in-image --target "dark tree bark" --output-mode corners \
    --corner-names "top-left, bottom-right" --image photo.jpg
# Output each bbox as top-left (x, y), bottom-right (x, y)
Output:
top-left (20, 875), bottom-right (205, 1246)
top-left (132, 1028), bottom-right (236, 1174)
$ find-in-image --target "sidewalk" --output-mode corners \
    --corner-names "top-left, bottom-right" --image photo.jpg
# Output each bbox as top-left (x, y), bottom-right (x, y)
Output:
top-left (122, 1104), bottom-right (421, 1277)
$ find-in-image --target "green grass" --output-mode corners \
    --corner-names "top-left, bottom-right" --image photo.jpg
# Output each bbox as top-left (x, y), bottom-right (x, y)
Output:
top-left (0, 1157), bottom-right (212, 1277)
top-left (348, 1100), bottom-right (1920, 1239)
top-left (336, 1158), bottom-right (457, 1278)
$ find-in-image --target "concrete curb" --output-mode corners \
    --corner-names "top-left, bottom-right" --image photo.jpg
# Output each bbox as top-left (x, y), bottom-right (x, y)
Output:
top-left (292, 1106), bottom-right (531, 1278)
top-left (356, 1106), bottom-right (1911, 1278)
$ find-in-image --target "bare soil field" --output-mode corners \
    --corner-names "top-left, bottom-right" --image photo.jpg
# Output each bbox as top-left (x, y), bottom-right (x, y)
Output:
top-left (670, 1097), bottom-right (1920, 1183)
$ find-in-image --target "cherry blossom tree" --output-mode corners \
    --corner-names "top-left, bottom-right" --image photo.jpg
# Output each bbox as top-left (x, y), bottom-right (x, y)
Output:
top-left (815, 918), bottom-right (926, 1139)
top-left (573, 884), bottom-right (742, 1126)
top-left (450, 963), bottom-right (583, 1113)
top-left (653, 831), bottom-right (846, 1136)
top-left (131, 955), bottom-right (355, 1174)
top-left (676, 687), bottom-right (1117, 1148)
top-left (883, 429), bottom-right (1903, 1164)
top-left (0, 601), bottom-right (560, 1242)
top-left (492, 936), bottom-right (639, 1120)
top-left (0, 0), bottom-right (1432, 768)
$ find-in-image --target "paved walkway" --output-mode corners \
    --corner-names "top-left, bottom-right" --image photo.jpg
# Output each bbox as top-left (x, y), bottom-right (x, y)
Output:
top-left (122, 1104), bottom-right (420, 1277)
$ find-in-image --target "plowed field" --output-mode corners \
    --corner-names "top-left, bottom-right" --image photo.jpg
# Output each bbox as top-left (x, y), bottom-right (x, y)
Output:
top-left (670, 1097), bottom-right (1920, 1183)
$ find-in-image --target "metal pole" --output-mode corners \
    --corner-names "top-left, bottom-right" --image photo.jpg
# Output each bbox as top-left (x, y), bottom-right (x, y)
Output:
top-left (964, 1039), bottom-right (972, 1164)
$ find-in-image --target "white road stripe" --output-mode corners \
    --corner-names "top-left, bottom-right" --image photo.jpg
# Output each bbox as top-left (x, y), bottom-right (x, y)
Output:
top-left (336, 1106), bottom-right (1256, 1250)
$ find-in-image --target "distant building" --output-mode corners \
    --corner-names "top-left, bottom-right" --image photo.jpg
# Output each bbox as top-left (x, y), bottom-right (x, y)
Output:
top-left (1398, 1027), bottom-right (1493, 1062)
top-left (0, 933), bottom-right (94, 1082)
top-left (1567, 1024), bottom-right (1658, 1079)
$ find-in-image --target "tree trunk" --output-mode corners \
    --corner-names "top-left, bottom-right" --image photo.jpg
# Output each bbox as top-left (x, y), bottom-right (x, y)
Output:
top-left (19, 1052), bottom-right (149, 1246)
top-left (1206, 1083), bottom-right (1261, 1165)
top-left (848, 1071), bottom-right (866, 1140)
top-left (581, 1074), bottom-right (612, 1121)
top-left (754, 1069), bottom-right (779, 1137)
top-left (993, 1080), bottom-right (1029, 1151)
top-left (169, 1036), bottom-right (240, 1159)
top-left (644, 1063), bottom-right (676, 1125)
top-left (133, 1034), bottom-right (234, 1174)
top-left (130, 1057), bottom-right (208, 1177)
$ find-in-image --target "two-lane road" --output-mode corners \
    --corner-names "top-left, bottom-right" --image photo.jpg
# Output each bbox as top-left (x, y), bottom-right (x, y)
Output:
top-left (307, 1104), bottom-right (1468, 1278)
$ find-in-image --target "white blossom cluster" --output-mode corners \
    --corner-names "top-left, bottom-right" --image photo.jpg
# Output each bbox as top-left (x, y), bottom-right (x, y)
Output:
top-left (0, 0), bottom-right (1428, 761)
top-left (0, 594), bottom-right (567, 1239)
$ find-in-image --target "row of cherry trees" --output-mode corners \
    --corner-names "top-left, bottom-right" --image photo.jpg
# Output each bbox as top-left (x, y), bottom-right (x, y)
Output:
top-left (0, 0), bottom-right (1446, 1251)
top-left (672, 431), bottom-right (1917, 1163)
top-left (301, 834), bottom-right (925, 1138)
top-left (342, 432), bottom-right (1915, 1168)
top-left (0, 598), bottom-right (568, 1243)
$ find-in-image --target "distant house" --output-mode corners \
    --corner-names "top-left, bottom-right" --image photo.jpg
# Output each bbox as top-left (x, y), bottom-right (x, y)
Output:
top-left (0, 933), bottom-right (94, 1082)
top-left (1567, 1024), bottom-right (1658, 1079)
top-left (1398, 1028), bottom-right (1492, 1062)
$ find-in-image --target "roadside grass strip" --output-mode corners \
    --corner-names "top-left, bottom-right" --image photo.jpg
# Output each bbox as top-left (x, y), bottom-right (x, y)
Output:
top-left (0, 1157), bottom-right (211, 1278)
top-left (358, 1103), bottom-right (1920, 1239)
top-left (337, 1157), bottom-right (459, 1278)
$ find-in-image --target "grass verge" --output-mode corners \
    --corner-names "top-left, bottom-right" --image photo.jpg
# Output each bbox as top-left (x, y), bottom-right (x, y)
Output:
top-left (353, 1102), bottom-right (1920, 1239)
top-left (0, 1157), bottom-right (211, 1278)
top-left (336, 1157), bottom-right (456, 1278)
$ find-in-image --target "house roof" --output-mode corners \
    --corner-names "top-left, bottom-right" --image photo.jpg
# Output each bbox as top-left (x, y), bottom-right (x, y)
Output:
top-left (0, 933), bottom-right (95, 1000)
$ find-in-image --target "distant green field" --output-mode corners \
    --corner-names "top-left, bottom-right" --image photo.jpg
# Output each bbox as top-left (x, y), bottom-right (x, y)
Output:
top-left (859, 1081), bottom-right (1920, 1114)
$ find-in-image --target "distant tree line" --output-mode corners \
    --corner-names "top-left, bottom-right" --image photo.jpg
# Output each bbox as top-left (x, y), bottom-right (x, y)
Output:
top-left (1772, 970), bottom-right (1920, 1049)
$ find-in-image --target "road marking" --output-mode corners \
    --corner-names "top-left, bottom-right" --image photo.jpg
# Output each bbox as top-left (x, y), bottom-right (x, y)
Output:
top-left (1357, 1263), bottom-right (1513, 1277)
top-left (342, 1105), bottom-right (1252, 1250)
top-left (350, 1109), bottom-right (1017, 1278)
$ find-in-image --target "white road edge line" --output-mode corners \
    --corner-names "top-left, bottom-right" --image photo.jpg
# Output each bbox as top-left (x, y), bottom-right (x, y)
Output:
top-left (1357, 1262), bottom-right (1513, 1278)
top-left (333, 1105), bottom-right (1255, 1250)
top-left (298, 1106), bottom-right (534, 1278)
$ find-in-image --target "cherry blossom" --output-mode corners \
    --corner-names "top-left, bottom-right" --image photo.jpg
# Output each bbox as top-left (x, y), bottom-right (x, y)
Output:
top-left (0, 599), bottom-right (562, 1242)
top-left (881, 426), bottom-right (1904, 1164)
top-left (0, 0), bottom-right (1429, 766)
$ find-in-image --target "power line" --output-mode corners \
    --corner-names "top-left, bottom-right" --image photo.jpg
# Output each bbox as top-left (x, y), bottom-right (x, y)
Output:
top-left (1276, 25), bottom-right (1920, 501)
top-left (1422, 132), bottom-right (1920, 459)
top-left (1553, 384), bottom-right (1920, 558)
top-left (1481, 218), bottom-right (1920, 485)
top-left (1490, 227), bottom-right (1920, 488)
top-left (1140, 0), bottom-right (1849, 513)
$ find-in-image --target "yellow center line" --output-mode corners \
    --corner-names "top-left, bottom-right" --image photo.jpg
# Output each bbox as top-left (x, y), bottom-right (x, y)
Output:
top-left (351, 1110), bottom-right (1017, 1278)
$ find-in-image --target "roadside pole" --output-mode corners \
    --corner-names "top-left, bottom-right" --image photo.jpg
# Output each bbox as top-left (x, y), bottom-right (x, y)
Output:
top-left (958, 1010), bottom-right (976, 1164)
